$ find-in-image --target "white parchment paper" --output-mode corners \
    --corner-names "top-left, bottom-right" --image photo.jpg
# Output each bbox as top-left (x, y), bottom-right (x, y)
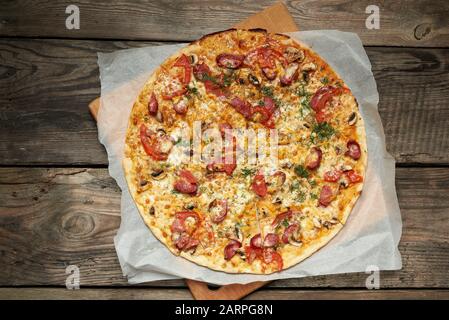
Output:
top-left (97, 31), bottom-right (402, 285)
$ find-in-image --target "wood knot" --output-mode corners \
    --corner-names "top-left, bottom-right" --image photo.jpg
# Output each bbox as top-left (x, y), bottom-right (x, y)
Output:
top-left (62, 213), bottom-right (95, 238)
top-left (414, 23), bottom-right (432, 40)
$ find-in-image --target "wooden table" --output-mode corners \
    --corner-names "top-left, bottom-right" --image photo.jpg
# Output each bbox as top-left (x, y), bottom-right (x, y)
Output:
top-left (1, 0), bottom-right (449, 300)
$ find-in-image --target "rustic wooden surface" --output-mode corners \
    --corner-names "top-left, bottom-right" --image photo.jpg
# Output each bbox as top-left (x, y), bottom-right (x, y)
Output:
top-left (1, 0), bottom-right (448, 46)
top-left (0, 0), bottom-right (449, 300)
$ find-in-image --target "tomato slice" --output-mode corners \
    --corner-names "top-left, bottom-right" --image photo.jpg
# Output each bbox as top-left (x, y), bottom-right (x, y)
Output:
top-left (174, 54), bottom-right (192, 85)
top-left (170, 211), bottom-right (200, 233)
top-left (263, 248), bottom-right (283, 271)
top-left (244, 245), bottom-right (263, 264)
top-left (346, 170), bottom-right (363, 184)
top-left (324, 169), bottom-right (343, 182)
top-left (139, 124), bottom-right (168, 161)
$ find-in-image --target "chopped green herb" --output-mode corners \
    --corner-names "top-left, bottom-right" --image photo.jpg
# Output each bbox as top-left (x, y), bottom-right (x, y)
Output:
top-left (257, 100), bottom-right (265, 106)
top-left (186, 85), bottom-right (199, 96)
top-left (300, 96), bottom-right (311, 110)
top-left (296, 84), bottom-right (310, 98)
top-left (308, 179), bottom-right (317, 187)
top-left (296, 190), bottom-right (306, 203)
top-left (282, 219), bottom-right (289, 227)
top-left (310, 193), bottom-right (318, 200)
top-left (294, 165), bottom-right (310, 179)
top-left (261, 86), bottom-right (274, 97)
top-left (222, 70), bottom-right (235, 87)
top-left (202, 73), bottom-right (219, 85)
top-left (241, 168), bottom-right (256, 177)
top-left (320, 76), bottom-right (329, 84)
top-left (171, 189), bottom-right (180, 194)
top-left (311, 122), bottom-right (335, 143)
top-left (173, 137), bottom-right (182, 145)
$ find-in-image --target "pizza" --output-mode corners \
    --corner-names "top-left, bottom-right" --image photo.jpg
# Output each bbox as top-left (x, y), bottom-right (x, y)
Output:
top-left (123, 29), bottom-right (367, 274)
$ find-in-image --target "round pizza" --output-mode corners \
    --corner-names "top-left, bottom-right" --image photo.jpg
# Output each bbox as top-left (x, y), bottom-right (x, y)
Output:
top-left (123, 29), bottom-right (367, 274)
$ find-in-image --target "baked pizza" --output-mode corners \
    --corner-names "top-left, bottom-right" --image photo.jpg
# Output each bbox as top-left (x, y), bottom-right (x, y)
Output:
top-left (123, 29), bottom-right (367, 274)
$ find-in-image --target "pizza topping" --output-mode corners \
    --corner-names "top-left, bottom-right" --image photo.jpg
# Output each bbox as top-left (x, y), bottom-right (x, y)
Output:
top-left (219, 122), bottom-right (232, 138)
top-left (247, 73), bottom-right (261, 86)
top-left (280, 63), bottom-right (299, 86)
top-left (206, 157), bottom-right (236, 176)
top-left (171, 211), bottom-right (201, 251)
top-left (173, 170), bottom-right (198, 194)
top-left (283, 46), bottom-right (305, 63)
top-left (263, 233), bottom-right (279, 247)
top-left (245, 245), bottom-right (263, 264)
top-left (162, 87), bottom-right (187, 101)
top-left (139, 124), bottom-right (173, 161)
top-left (346, 170), bottom-right (363, 184)
top-left (262, 67), bottom-right (277, 80)
top-left (250, 234), bottom-right (263, 248)
top-left (266, 171), bottom-right (286, 194)
top-left (216, 53), bottom-right (245, 69)
top-left (281, 223), bottom-right (302, 246)
top-left (224, 240), bottom-right (242, 260)
top-left (251, 171), bottom-right (268, 197)
top-left (173, 233), bottom-right (199, 251)
top-left (204, 79), bottom-right (228, 98)
top-left (324, 169), bottom-right (343, 182)
top-left (251, 96), bottom-right (277, 128)
top-left (171, 211), bottom-right (200, 234)
top-left (151, 168), bottom-right (167, 180)
top-left (311, 86), bottom-right (344, 123)
top-left (192, 62), bottom-right (211, 81)
top-left (173, 96), bottom-right (190, 114)
top-left (319, 185), bottom-right (338, 207)
top-left (272, 210), bottom-right (293, 227)
top-left (305, 147), bottom-right (322, 170)
top-left (263, 248), bottom-right (283, 271)
top-left (148, 92), bottom-right (158, 115)
top-left (173, 54), bottom-right (192, 85)
top-left (345, 140), bottom-right (361, 160)
top-left (208, 199), bottom-right (228, 223)
top-left (230, 96), bottom-right (253, 119)
top-left (188, 53), bottom-right (199, 65)
top-left (348, 112), bottom-right (357, 126)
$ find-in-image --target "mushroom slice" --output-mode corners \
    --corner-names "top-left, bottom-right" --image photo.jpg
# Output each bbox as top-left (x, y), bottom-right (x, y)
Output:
top-left (151, 168), bottom-right (167, 180)
top-left (189, 53), bottom-right (198, 65)
top-left (348, 112), bottom-right (357, 126)
top-left (283, 46), bottom-right (305, 63)
top-left (234, 224), bottom-right (244, 243)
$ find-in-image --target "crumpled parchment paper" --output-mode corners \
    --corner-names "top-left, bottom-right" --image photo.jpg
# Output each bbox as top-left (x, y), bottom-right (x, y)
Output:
top-left (97, 30), bottom-right (402, 285)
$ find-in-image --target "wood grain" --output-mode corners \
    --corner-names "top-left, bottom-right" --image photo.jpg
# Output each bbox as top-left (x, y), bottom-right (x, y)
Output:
top-left (1, 39), bottom-right (448, 165)
top-left (0, 0), bottom-right (448, 47)
top-left (1, 288), bottom-right (449, 300)
top-left (0, 167), bottom-right (448, 288)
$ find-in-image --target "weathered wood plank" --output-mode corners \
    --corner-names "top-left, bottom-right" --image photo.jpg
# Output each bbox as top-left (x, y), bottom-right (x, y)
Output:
top-left (1, 288), bottom-right (448, 300)
top-left (0, 167), bottom-right (448, 288)
top-left (0, 0), bottom-right (448, 47)
top-left (1, 39), bottom-right (448, 165)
